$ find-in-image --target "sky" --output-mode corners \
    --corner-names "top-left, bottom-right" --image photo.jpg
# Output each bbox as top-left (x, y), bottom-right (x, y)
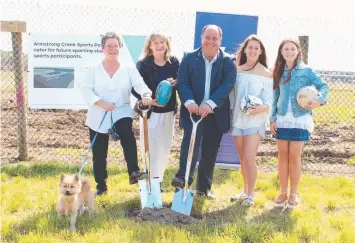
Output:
top-left (1, 0), bottom-right (354, 71)
top-left (28, 0), bottom-right (355, 20)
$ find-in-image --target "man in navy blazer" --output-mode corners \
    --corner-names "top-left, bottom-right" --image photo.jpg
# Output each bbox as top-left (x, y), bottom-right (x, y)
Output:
top-left (171, 25), bottom-right (237, 198)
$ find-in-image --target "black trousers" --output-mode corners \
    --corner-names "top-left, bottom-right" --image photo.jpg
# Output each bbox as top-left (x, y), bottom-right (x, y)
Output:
top-left (89, 117), bottom-right (139, 190)
top-left (175, 114), bottom-right (223, 192)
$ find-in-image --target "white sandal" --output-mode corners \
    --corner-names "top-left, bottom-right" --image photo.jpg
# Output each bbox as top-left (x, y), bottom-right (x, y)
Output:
top-left (287, 193), bottom-right (300, 209)
top-left (241, 196), bottom-right (254, 206)
top-left (274, 193), bottom-right (288, 208)
top-left (230, 192), bottom-right (247, 202)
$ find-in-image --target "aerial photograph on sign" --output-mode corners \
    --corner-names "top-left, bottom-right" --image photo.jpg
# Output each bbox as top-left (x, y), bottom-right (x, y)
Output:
top-left (33, 67), bottom-right (74, 88)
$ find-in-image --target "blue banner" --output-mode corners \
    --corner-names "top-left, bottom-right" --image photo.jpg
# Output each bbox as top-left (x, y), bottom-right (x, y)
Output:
top-left (122, 35), bottom-right (146, 63)
top-left (194, 12), bottom-right (258, 54)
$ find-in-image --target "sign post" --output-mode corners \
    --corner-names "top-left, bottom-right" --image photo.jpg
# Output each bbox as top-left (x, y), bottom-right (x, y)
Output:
top-left (1, 21), bottom-right (28, 161)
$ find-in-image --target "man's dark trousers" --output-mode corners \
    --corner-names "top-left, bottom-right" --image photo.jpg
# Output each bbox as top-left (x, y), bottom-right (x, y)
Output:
top-left (175, 114), bottom-right (223, 193)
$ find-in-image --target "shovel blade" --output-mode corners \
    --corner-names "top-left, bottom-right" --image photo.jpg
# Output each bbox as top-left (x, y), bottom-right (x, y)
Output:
top-left (138, 178), bottom-right (162, 209)
top-left (171, 187), bottom-right (195, 216)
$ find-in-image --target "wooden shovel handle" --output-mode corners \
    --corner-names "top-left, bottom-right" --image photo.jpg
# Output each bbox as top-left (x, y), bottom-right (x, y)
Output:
top-left (143, 116), bottom-right (149, 152)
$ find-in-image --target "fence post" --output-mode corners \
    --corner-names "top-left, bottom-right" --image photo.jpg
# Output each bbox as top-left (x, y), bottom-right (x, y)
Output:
top-left (299, 36), bottom-right (309, 64)
top-left (1, 21), bottom-right (28, 161)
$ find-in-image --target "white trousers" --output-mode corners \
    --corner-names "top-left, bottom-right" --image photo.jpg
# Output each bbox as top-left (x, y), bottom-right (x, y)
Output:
top-left (140, 111), bottom-right (175, 182)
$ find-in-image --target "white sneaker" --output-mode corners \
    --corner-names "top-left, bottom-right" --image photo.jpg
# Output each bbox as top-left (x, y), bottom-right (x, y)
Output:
top-left (230, 192), bottom-right (247, 202)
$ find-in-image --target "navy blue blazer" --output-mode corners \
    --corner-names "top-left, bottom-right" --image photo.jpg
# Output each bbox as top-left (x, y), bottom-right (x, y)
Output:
top-left (177, 47), bottom-right (237, 133)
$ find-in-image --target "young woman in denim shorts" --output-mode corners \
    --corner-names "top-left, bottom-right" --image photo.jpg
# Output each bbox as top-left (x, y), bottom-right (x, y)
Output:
top-left (270, 38), bottom-right (329, 208)
top-left (229, 35), bottom-right (273, 206)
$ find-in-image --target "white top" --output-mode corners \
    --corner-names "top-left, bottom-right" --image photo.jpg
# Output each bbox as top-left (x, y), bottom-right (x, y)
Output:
top-left (276, 96), bottom-right (314, 133)
top-left (184, 52), bottom-right (218, 110)
top-left (230, 72), bottom-right (273, 129)
top-left (79, 62), bottom-right (151, 133)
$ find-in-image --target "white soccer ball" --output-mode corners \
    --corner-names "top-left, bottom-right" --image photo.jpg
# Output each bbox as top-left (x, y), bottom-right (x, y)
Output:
top-left (296, 86), bottom-right (318, 109)
top-left (240, 94), bottom-right (263, 115)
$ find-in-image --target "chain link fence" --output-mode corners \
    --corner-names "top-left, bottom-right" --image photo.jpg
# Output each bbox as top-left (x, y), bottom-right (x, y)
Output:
top-left (1, 0), bottom-right (355, 176)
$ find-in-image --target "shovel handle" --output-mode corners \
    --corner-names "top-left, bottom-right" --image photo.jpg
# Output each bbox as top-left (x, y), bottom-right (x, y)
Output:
top-left (138, 101), bottom-right (150, 152)
top-left (190, 114), bottom-right (203, 128)
top-left (143, 116), bottom-right (149, 152)
top-left (140, 103), bottom-right (150, 173)
top-left (137, 101), bottom-right (150, 113)
top-left (183, 115), bottom-right (203, 193)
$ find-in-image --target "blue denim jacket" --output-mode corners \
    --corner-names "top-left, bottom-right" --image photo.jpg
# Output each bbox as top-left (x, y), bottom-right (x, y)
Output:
top-left (270, 61), bottom-right (329, 122)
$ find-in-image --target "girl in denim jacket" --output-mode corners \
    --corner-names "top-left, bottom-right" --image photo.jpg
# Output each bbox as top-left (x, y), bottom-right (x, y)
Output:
top-left (270, 39), bottom-right (329, 208)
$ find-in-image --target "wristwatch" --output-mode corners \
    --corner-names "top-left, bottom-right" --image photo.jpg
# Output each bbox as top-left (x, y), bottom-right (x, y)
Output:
top-left (142, 93), bottom-right (152, 99)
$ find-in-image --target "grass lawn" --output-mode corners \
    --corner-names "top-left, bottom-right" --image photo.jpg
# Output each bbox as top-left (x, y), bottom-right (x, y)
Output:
top-left (1, 162), bottom-right (355, 243)
top-left (313, 84), bottom-right (355, 124)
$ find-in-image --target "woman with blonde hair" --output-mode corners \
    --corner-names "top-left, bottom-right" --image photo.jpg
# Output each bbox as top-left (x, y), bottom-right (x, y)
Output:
top-left (132, 32), bottom-right (179, 191)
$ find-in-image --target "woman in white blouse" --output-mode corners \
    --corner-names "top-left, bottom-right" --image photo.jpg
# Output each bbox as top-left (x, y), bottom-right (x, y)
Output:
top-left (229, 35), bottom-right (273, 206)
top-left (79, 32), bottom-right (153, 196)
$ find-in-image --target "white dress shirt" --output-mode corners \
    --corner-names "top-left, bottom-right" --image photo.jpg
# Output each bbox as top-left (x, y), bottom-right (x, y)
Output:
top-left (79, 62), bottom-right (151, 133)
top-left (184, 52), bottom-right (218, 110)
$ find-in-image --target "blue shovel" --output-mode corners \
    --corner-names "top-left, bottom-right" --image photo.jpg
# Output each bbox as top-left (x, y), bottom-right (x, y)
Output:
top-left (171, 115), bottom-right (203, 215)
top-left (137, 104), bottom-right (162, 209)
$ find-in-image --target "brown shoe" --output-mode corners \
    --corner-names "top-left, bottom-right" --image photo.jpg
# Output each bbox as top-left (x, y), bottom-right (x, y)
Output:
top-left (129, 171), bottom-right (147, 185)
top-left (171, 177), bottom-right (185, 188)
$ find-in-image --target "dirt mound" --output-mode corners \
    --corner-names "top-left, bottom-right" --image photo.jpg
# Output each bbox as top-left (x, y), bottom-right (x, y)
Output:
top-left (132, 207), bottom-right (197, 226)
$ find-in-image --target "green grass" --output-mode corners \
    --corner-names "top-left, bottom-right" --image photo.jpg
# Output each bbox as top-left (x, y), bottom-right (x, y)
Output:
top-left (53, 148), bottom-right (85, 158)
top-left (313, 86), bottom-right (355, 124)
top-left (257, 157), bottom-right (278, 166)
top-left (346, 156), bottom-right (355, 165)
top-left (1, 162), bottom-right (355, 242)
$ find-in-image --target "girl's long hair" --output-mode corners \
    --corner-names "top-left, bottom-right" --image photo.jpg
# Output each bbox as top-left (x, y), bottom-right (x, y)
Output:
top-left (273, 39), bottom-right (302, 90)
top-left (235, 34), bottom-right (268, 71)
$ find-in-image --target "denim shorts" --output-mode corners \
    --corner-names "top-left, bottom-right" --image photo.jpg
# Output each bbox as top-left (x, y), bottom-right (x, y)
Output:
top-left (275, 128), bottom-right (309, 142)
top-left (231, 124), bottom-right (265, 137)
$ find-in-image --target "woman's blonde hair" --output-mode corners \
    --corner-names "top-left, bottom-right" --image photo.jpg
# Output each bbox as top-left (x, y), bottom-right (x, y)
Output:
top-left (141, 33), bottom-right (172, 62)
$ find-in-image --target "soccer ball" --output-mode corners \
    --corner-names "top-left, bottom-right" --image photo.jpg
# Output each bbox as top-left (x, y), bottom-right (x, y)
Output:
top-left (296, 86), bottom-right (318, 109)
top-left (240, 94), bottom-right (263, 115)
top-left (155, 80), bottom-right (173, 106)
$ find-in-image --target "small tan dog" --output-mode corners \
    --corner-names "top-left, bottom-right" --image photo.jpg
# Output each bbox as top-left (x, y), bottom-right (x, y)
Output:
top-left (56, 174), bottom-right (95, 231)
